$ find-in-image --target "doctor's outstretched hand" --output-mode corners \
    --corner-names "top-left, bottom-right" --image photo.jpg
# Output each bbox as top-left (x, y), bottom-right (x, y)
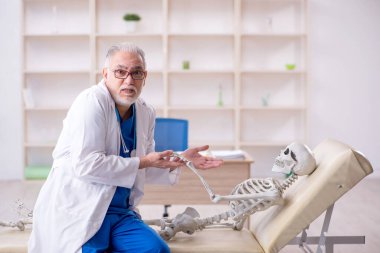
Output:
top-left (182, 145), bottom-right (223, 170)
top-left (139, 150), bottom-right (185, 170)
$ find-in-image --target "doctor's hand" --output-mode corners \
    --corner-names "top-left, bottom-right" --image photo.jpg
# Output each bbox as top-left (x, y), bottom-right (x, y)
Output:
top-left (139, 150), bottom-right (185, 169)
top-left (181, 145), bottom-right (223, 170)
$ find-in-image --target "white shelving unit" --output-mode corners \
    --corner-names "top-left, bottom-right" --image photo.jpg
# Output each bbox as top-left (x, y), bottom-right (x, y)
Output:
top-left (22, 0), bottom-right (308, 178)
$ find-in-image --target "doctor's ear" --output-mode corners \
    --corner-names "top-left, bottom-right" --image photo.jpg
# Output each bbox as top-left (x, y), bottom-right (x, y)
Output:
top-left (143, 71), bottom-right (148, 86)
top-left (102, 68), bottom-right (108, 80)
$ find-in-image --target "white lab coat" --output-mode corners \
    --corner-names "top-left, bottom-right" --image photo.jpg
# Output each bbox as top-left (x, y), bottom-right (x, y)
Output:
top-left (28, 80), bottom-right (180, 253)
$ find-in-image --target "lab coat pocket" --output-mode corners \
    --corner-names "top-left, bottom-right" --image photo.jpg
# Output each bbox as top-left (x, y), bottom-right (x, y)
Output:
top-left (56, 174), bottom-right (105, 218)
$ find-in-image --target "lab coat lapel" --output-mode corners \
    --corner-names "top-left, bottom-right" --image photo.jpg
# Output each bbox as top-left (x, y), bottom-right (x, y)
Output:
top-left (134, 100), bottom-right (144, 157)
top-left (99, 79), bottom-right (120, 155)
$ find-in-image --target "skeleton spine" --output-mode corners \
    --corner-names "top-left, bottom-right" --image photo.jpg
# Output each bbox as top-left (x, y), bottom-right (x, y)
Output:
top-left (280, 173), bottom-right (298, 192)
top-left (195, 210), bottom-right (234, 228)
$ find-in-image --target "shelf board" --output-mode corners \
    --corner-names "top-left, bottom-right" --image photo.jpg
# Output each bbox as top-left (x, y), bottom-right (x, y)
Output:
top-left (242, 33), bottom-right (307, 38)
top-left (147, 70), bottom-right (164, 74)
top-left (95, 33), bottom-right (162, 38)
top-left (168, 70), bottom-right (234, 74)
top-left (25, 107), bottom-right (69, 111)
top-left (24, 33), bottom-right (90, 38)
top-left (240, 106), bottom-right (305, 111)
top-left (24, 70), bottom-right (90, 74)
top-left (168, 33), bottom-right (234, 37)
top-left (168, 106), bottom-right (235, 111)
top-left (189, 141), bottom-right (235, 147)
top-left (25, 142), bottom-right (56, 148)
top-left (239, 141), bottom-right (292, 147)
top-left (241, 70), bottom-right (306, 75)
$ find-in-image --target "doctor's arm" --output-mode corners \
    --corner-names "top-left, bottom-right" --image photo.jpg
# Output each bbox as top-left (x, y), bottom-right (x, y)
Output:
top-left (139, 150), bottom-right (184, 169)
top-left (181, 145), bottom-right (224, 170)
top-left (143, 145), bottom-right (223, 185)
top-left (140, 110), bottom-right (222, 170)
top-left (140, 145), bottom-right (223, 170)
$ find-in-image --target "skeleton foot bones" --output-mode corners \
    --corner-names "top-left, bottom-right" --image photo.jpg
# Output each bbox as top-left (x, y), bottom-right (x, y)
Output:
top-left (148, 142), bottom-right (317, 241)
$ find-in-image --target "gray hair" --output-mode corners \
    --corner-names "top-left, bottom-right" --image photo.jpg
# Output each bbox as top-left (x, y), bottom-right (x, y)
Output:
top-left (104, 42), bottom-right (146, 69)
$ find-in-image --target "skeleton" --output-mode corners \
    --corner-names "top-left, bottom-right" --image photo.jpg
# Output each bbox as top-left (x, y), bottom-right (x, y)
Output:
top-left (146, 142), bottom-right (317, 241)
top-left (1, 143), bottom-right (316, 242)
top-left (0, 199), bottom-right (33, 231)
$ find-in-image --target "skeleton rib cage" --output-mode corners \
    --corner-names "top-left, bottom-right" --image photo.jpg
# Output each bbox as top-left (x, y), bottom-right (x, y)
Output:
top-left (229, 178), bottom-right (283, 221)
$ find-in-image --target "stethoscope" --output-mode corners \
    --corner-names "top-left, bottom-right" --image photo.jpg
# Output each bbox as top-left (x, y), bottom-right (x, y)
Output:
top-left (116, 105), bottom-right (136, 157)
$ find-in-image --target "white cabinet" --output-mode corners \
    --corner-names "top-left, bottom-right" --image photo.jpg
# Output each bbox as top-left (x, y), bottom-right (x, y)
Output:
top-left (22, 0), bottom-right (308, 177)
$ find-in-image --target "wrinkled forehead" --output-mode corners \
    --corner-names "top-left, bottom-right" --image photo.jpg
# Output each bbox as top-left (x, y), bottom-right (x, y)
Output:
top-left (109, 51), bottom-right (145, 69)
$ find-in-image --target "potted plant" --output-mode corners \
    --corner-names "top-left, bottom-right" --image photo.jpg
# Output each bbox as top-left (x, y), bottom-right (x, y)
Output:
top-left (123, 13), bottom-right (141, 33)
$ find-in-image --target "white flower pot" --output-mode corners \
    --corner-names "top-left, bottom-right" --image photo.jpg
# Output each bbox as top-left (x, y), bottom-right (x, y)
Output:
top-left (125, 21), bottom-right (138, 33)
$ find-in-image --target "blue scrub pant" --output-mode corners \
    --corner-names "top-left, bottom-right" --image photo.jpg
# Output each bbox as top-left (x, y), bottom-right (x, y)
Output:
top-left (82, 212), bottom-right (170, 253)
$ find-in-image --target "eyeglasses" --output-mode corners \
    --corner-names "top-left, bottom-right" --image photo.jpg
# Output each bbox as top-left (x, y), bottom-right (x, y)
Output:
top-left (110, 68), bottom-right (146, 80)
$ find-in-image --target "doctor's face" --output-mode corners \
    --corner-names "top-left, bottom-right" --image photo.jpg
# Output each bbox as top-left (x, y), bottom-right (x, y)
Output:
top-left (103, 51), bottom-right (147, 108)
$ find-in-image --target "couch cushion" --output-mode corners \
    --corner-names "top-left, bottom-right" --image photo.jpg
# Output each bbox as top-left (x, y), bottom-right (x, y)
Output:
top-left (168, 228), bottom-right (263, 253)
top-left (250, 139), bottom-right (373, 253)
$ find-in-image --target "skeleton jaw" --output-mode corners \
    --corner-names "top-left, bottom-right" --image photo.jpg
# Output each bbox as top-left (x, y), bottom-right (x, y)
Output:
top-left (272, 157), bottom-right (295, 174)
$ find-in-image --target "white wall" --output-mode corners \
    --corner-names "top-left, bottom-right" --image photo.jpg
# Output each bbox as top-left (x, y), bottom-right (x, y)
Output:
top-left (308, 0), bottom-right (380, 175)
top-left (0, 0), bottom-right (23, 180)
top-left (0, 0), bottom-right (379, 180)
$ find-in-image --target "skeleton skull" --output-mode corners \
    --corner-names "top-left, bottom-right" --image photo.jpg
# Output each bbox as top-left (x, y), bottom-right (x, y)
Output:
top-left (272, 142), bottom-right (316, 176)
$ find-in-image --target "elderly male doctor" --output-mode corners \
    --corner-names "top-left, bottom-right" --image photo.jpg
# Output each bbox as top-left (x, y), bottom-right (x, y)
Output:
top-left (28, 42), bottom-right (223, 253)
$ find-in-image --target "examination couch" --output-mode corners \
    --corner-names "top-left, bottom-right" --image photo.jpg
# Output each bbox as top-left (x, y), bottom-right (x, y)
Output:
top-left (0, 139), bottom-right (373, 253)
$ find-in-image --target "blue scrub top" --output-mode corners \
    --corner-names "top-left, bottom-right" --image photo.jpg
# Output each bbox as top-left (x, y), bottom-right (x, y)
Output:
top-left (107, 104), bottom-right (136, 214)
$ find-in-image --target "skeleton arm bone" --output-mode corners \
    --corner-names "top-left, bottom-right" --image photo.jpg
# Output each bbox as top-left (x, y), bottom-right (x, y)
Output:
top-left (185, 161), bottom-right (217, 200)
top-left (171, 153), bottom-right (217, 201)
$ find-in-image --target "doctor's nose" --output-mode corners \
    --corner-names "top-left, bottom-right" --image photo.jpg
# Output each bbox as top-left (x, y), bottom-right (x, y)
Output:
top-left (123, 74), bottom-right (135, 85)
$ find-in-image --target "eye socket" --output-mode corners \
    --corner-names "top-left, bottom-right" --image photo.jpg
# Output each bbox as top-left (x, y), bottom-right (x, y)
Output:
top-left (284, 148), bottom-right (289, 155)
top-left (290, 151), bottom-right (297, 161)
